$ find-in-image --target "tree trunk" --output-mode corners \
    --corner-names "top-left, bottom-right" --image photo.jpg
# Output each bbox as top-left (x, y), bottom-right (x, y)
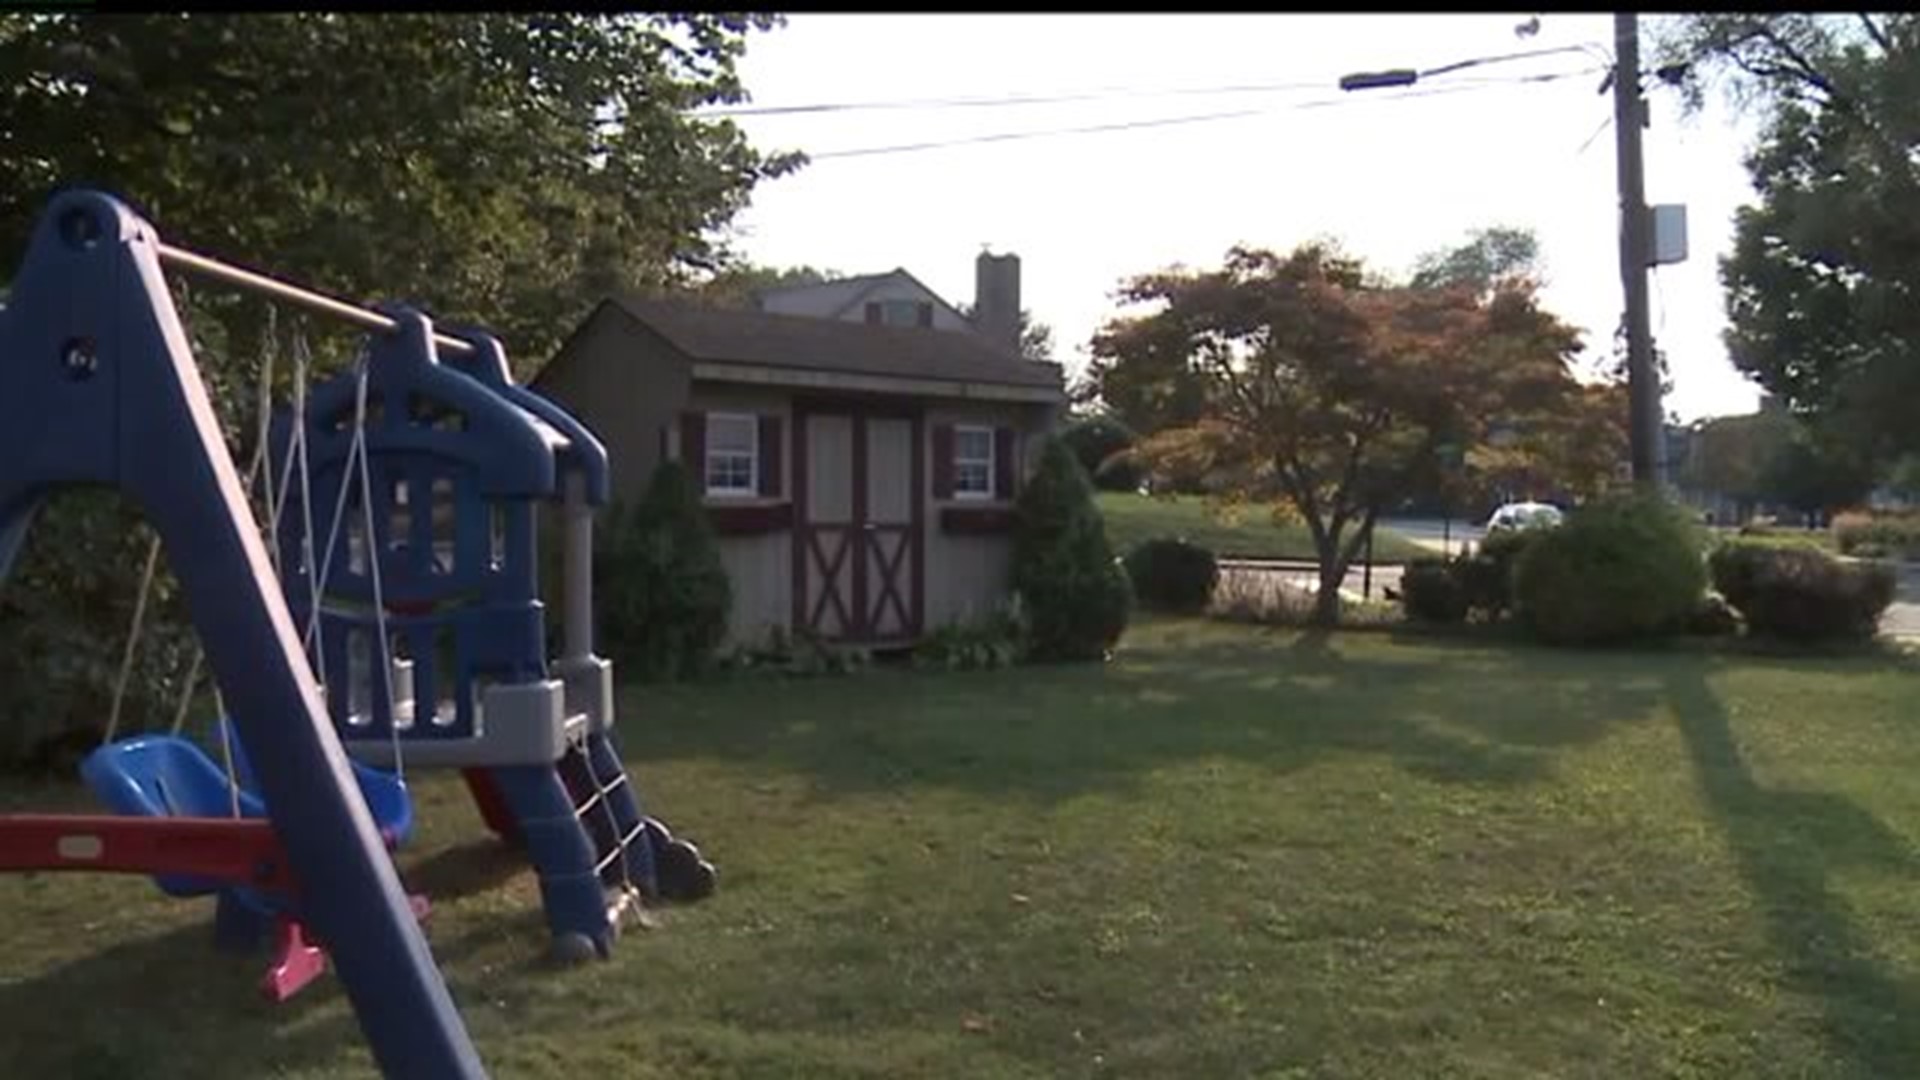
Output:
top-left (1311, 530), bottom-right (1347, 627)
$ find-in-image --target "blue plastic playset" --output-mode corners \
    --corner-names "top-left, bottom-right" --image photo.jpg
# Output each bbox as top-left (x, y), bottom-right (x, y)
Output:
top-left (0, 188), bottom-right (715, 1077)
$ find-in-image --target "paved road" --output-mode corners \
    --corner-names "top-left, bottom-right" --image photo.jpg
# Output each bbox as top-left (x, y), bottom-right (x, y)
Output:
top-left (1378, 516), bottom-right (1485, 557)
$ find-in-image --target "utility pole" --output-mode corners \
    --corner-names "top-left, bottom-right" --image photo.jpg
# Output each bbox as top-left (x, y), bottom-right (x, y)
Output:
top-left (1613, 12), bottom-right (1661, 490)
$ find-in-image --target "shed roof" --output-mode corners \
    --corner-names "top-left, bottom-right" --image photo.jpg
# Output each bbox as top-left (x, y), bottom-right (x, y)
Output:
top-left (607, 296), bottom-right (1064, 392)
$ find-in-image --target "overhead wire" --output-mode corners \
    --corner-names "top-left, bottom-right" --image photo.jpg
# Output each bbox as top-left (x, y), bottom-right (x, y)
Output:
top-left (697, 40), bottom-right (1612, 119)
top-left (699, 79), bottom-right (1335, 117)
top-left (801, 65), bottom-right (1607, 162)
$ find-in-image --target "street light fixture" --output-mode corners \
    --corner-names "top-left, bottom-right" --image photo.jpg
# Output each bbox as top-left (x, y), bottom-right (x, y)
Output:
top-left (1339, 69), bottom-right (1417, 92)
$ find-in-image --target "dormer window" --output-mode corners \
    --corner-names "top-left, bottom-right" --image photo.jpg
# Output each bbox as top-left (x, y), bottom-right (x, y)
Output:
top-left (865, 299), bottom-right (934, 328)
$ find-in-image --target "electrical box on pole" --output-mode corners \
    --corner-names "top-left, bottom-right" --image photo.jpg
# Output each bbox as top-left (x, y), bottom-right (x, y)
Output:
top-left (1650, 204), bottom-right (1688, 266)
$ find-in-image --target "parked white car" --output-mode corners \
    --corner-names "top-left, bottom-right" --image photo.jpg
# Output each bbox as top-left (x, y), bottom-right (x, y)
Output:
top-left (1484, 501), bottom-right (1564, 533)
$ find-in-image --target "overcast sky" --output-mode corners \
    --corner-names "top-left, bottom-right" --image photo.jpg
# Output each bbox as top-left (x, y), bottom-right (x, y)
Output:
top-left (710, 13), bottom-right (1767, 423)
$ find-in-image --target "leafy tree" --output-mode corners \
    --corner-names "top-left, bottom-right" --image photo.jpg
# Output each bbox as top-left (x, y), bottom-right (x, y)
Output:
top-left (1409, 226), bottom-right (1628, 513)
top-left (1059, 412), bottom-right (1145, 492)
top-left (0, 13), bottom-right (803, 369)
top-left (1757, 427), bottom-right (1879, 523)
top-left (1674, 401), bottom-right (1796, 516)
top-left (1881, 451), bottom-right (1920, 504)
top-left (1010, 437), bottom-right (1131, 661)
top-left (690, 263), bottom-right (845, 308)
top-left (1409, 225), bottom-right (1541, 293)
top-left (1654, 14), bottom-right (1920, 467)
top-left (1094, 242), bottom-right (1597, 625)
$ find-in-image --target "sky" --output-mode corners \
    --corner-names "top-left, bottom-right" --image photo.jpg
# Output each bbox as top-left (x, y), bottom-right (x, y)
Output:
top-left (709, 13), bottom-right (1770, 424)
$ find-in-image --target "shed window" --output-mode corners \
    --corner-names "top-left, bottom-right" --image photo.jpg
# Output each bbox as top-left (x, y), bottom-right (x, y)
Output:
top-left (705, 412), bottom-right (758, 497)
top-left (953, 425), bottom-right (995, 499)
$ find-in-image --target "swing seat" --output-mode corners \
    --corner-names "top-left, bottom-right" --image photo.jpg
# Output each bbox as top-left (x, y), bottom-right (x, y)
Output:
top-left (217, 718), bottom-right (415, 847)
top-left (79, 734), bottom-right (271, 899)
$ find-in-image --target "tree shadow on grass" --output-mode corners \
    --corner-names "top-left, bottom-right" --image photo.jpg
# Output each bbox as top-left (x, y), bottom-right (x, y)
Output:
top-left (632, 628), bottom-right (1666, 807)
top-left (1666, 668), bottom-right (1920, 1077)
top-left (0, 916), bottom-right (370, 1079)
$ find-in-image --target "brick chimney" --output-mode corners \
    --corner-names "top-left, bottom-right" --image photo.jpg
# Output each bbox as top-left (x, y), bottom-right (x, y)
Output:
top-left (974, 250), bottom-right (1021, 357)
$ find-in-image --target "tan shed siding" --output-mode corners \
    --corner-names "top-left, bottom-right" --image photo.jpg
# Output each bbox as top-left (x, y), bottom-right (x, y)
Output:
top-left (926, 535), bottom-right (1012, 628)
top-left (920, 401), bottom-right (1052, 631)
top-left (718, 532), bottom-right (790, 646)
top-left (533, 305), bottom-right (691, 505)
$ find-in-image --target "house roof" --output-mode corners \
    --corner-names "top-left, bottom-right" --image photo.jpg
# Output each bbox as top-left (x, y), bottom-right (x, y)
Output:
top-left (606, 296), bottom-right (1064, 393)
top-left (750, 271), bottom-right (901, 318)
top-left (753, 268), bottom-right (985, 342)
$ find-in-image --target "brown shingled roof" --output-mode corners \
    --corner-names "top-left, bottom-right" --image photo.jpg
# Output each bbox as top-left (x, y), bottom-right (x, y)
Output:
top-left (609, 296), bottom-right (1065, 392)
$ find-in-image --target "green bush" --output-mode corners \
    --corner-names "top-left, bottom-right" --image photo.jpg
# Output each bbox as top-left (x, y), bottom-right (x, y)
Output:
top-left (1123, 538), bottom-right (1220, 614)
top-left (1833, 510), bottom-right (1920, 559)
top-left (1011, 436), bottom-right (1132, 662)
top-left (595, 460), bottom-right (732, 682)
top-left (1458, 528), bottom-right (1546, 622)
top-left (1708, 540), bottom-right (1895, 643)
top-left (1513, 492), bottom-right (1708, 646)
top-left (0, 492), bottom-right (199, 774)
top-left (1399, 557), bottom-right (1469, 624)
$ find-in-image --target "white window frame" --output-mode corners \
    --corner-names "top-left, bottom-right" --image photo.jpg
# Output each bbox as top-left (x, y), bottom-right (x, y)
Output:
top-left (704, 412), bottom-right (759, 498)
top-left (952, 424), bottom-right (996, 501)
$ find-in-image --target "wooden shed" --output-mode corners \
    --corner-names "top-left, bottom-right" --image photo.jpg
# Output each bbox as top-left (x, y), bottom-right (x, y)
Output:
top-left (532, 295), bottom-right (1067, 648)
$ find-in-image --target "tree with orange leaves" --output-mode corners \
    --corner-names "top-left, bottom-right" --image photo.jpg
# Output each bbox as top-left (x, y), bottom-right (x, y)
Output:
top-left (1087, 241), bottom-right (1614, 625)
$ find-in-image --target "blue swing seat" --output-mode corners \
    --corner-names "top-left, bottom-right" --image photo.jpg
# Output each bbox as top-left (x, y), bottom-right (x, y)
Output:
top-left (79, 724), bottom-right (416, 908)
top-left (216, 718), bottom-right (415, 847)
top-left (78, 733), bottom-right (271, 900)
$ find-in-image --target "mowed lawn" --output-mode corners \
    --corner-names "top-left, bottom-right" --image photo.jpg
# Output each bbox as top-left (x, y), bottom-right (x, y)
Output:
top-left (1098, 491), bottom-right (1426, 562)
top-left (5, 621), bottom-right (1920, 1077)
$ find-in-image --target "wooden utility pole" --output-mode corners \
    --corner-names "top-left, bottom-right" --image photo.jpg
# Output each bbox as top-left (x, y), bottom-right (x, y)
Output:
top-left (1614, 12), bottom-right (1661, 489)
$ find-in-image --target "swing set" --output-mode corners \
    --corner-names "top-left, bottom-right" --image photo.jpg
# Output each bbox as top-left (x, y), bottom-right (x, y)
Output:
top-left (0, 188), bottom-right (713, 1077)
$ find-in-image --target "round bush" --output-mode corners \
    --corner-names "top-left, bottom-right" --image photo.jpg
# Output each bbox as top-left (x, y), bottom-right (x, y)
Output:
top-left (1709, 540), bottom-right (1895, 642)
top-left (1124, 538), bottom-right (1220, 614)
top-left (1512, 492), bottom-right (1707, 646)
top-left (1400, 557), bottom-right (1469, 624)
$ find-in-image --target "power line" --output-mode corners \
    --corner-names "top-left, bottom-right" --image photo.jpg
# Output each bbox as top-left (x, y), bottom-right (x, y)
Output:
top-left (700, 42), bottom-right (1612, 120)
top-left (1418, 42), bottom-right (1610, 79)
top-left (803, 67), bottom-right (1604, 162)
top-left (698, 79), bottom-right (1333, 118)
top-left (1575, 113), bottom-right (1614, 156)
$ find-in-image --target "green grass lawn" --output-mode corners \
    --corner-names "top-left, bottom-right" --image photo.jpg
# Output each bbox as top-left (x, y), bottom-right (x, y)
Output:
top-left (1098, 491), bottom-right (1425, 562)
top-left (6, 621), bottom-right (1920, 1077)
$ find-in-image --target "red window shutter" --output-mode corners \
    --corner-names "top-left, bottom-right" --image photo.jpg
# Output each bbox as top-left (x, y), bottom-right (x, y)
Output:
top-left (864, 302), bottom-right (882, 324)
top-left (994, 427), bottom-right (1017, 500)
top-left (679, 411), bottom-right (706, 481)
top-left (932, 424), bottom-right (955, 499)
top-left (758, 415), bottom-right (783, 497)
top-left (915, 302), bottom-right (933, 328)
